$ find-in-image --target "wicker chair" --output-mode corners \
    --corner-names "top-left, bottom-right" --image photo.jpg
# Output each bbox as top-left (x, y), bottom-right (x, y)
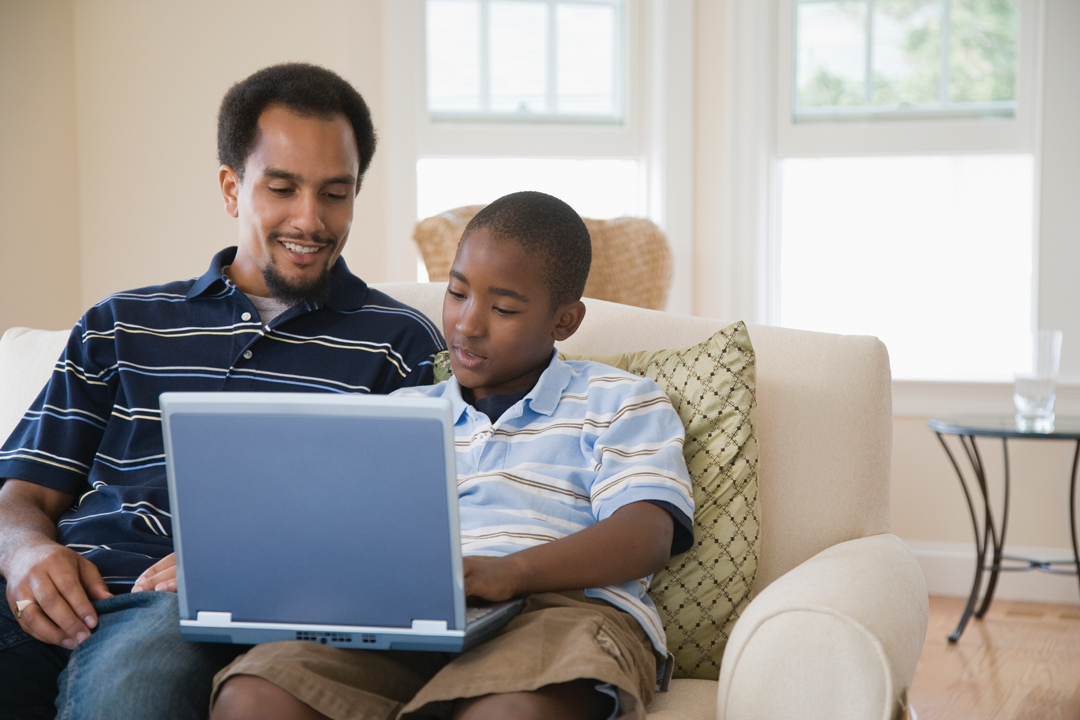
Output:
top-left (412, 205), bottom-right (674, 310)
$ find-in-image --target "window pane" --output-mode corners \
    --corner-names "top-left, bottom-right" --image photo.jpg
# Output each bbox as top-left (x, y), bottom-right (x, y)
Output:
top-left (949, 0), bottom-right (1018, 103)
top-left (557, 4), bottom-right (616, 114)
top-left (416, 157), bottom-right (643, 221)
top-left (489, 1), bottom-right (548, 113)
top-left (779, 155), bottom-right (1033, 381)
top-left (873, 0), bottom-right (942, 106)
top-left (796, 1), bottom-right (868, 108)
top-left (427, 0), bottom-right (481, 111)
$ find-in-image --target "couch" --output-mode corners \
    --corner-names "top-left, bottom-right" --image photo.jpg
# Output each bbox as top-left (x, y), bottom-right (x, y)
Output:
top-left (0, 281), bottom-right (928, 720)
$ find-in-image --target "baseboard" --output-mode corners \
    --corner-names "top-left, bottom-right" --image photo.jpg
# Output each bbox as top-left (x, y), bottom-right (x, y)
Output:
top-left (905, 539), bottom-right (1080, 605)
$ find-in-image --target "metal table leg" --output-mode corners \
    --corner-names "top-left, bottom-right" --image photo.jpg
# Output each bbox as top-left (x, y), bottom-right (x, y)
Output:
top-left (935, 432), bottom-right (990, 642)
top-left (975, 438), bottom-right (1010, 618)
top-left (1070, 440), bottom-right (1080, 601)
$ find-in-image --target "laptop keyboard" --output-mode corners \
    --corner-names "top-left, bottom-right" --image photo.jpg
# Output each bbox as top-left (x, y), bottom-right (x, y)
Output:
top-left (465, 605), bottom-right (496, 625)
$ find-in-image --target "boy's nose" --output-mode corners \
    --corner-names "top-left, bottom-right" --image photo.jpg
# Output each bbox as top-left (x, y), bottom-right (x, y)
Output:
top-left (455, 303), bottom-right (485, 337)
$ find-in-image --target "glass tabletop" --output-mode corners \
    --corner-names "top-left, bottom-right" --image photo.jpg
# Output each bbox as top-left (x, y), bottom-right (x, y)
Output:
top-left (927, 415), bottom-right (1080, 439)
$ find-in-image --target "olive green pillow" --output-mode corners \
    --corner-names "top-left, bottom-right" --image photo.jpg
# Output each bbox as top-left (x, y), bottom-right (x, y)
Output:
top-left (429, 321), bottom-right (760, 680)
top-left (568, 321), bottom-right (759, 680)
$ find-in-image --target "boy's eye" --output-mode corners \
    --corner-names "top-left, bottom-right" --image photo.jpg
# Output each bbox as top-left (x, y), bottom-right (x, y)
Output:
top-left (447, 289), bottom-right (465, 300)
top-left (493, 306), bottom-right (517, 316)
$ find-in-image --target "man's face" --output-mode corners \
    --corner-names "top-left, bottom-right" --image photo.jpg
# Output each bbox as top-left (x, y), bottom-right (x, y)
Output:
top-left (220, 104), bottom-right (360, 302)
top-left (443, 228), bottom-right (582, 400)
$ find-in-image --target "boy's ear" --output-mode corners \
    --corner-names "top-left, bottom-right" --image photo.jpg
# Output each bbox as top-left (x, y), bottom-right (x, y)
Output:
top-left (552, 300), bottom-right (587, 342)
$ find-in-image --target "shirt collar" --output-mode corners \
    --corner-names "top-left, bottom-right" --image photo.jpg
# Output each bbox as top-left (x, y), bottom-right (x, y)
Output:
top-left (186, 246), bottom-right (368, 311)
top-left (445, 348), bottom-right (570, 423)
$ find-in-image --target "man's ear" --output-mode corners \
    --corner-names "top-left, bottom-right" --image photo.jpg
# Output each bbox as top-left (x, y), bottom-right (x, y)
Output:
top-left (219, 165), bottom-right (241, 218)
top-left (552, 300), bottom-right (586, 342)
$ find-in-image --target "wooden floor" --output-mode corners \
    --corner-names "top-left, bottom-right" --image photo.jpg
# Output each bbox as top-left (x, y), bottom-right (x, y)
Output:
top-left (909, 596), bottom-right (1080, 720)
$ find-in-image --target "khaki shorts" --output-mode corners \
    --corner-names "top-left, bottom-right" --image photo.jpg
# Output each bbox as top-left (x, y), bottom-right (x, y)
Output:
top-left (211, 591), bottom-right (660, 720)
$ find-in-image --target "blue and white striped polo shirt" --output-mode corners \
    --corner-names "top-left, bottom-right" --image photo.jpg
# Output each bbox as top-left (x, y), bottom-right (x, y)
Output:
top-left (394, 352), bottom-right (694, 655)
top-left (0, 247), bottom-right (444, 589)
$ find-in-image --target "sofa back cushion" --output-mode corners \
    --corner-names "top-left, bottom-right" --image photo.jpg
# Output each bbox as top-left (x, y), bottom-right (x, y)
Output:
top-left (0, 327), bottom-right (69, 445)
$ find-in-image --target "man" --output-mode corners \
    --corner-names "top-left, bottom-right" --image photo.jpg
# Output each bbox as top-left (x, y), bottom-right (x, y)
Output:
top-left (0, 63), bottom-right (444, 720)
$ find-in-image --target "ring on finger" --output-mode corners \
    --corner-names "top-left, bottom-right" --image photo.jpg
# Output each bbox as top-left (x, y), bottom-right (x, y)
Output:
top-left (15, 599), bottom-right (35, 619)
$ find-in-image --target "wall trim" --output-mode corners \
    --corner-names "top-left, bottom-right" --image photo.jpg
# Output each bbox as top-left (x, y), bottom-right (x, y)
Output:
top-left (906, 539), bottom-right (1080, 605)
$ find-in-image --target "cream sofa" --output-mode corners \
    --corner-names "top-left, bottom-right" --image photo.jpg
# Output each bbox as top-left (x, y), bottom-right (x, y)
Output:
top-left (0, 282), bottom-right (928, 720)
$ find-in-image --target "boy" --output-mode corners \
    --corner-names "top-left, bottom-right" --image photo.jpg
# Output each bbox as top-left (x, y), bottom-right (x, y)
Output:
top-left (209, 192), bottom-right (695, 720)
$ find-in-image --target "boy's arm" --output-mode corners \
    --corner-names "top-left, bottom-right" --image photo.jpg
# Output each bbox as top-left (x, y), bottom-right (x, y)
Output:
top-left (462, 500), bottom-right (673, 602)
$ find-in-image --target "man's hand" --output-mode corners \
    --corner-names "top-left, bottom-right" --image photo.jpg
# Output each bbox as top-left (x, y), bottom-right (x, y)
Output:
top-left (132, 553), bottom-right (177, 593)
top-left (462, 555), bottom-right (523, 602)
top-left (4, 540), bottom-right (112, 648)
top-left (0, 479), bottom-right (112, 648)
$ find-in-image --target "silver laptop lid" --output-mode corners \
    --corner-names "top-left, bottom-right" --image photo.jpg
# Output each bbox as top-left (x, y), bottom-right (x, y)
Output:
top-left (160, 392), bottom-right (464, 632)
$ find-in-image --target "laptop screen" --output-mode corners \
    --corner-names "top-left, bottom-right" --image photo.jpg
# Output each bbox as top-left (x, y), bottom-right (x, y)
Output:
top-left (162, 393), bottom-right (460, 629)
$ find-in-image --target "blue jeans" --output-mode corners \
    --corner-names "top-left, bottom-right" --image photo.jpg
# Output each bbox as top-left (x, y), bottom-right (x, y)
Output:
top-left (0, 577), bottom-right (244, 720)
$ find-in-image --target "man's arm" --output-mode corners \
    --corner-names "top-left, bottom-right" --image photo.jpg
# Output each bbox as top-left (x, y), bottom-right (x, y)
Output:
top-left (462, 501), bottom-right (674, 602)
top-left (0, 480), bottom-right (112, 647)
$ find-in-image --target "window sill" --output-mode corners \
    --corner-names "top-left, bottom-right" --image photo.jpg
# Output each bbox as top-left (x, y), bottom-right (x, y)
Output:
top-left (892, 380), bottom-right (1080, 419)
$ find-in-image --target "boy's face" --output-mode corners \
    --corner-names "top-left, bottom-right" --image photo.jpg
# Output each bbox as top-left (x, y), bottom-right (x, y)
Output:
top-left (443, 227), bottom-right (585, 400)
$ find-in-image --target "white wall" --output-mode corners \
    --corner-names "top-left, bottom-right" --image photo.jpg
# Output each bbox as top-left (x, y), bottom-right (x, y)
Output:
top-left (70, 0), bottom-right (390, 311)
top-left (0, 0), bottom-right (81, 332)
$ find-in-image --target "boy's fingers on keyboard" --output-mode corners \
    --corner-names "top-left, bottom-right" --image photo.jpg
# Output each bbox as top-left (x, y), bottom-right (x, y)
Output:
top-left (462, 556), bottom-right (518, 602)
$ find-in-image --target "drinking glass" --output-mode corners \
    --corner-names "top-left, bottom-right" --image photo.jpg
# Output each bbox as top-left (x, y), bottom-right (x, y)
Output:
top-left (1014, 329), bottom-right (1063, 432)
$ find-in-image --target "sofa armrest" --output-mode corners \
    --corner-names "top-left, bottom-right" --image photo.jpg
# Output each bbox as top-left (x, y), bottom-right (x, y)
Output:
top-left (716, 533), bottom-right (928, 720)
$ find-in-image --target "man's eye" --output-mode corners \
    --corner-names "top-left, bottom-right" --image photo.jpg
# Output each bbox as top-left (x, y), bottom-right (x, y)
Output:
top-left (268, 186), bottom-right (291, 195)
top-left (325, 192), bottom-right (348, 201)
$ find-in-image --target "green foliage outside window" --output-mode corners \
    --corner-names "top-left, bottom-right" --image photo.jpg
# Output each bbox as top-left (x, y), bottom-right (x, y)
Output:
top-left (796, 0), bottom-right (1017, 114)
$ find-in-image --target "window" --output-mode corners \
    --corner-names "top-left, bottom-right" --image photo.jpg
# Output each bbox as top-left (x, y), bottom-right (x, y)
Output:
top-left (426, 0), bottom-right (627, 122)
top-left (384, 0), bottom-right (691, 310)
top-left (772, 0), bottom-right (1039, 382)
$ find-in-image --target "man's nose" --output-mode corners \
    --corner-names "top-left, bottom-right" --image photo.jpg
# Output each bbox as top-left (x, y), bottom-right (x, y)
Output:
top-left (292, 191), bottom-right (325, 236)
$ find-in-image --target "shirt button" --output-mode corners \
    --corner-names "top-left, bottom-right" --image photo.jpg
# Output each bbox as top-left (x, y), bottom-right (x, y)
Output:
top-left (241, 312), bottom-right (252, 321)
top-left (243, 350), bottom-right (253, 360)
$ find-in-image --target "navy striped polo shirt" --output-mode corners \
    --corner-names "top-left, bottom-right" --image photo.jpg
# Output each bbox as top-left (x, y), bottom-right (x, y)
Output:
top-left (0, 247), bottom-right (445, 589)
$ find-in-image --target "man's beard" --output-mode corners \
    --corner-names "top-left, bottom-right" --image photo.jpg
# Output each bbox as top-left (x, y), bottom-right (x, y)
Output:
top-left (261, 253), bottom-right (334, 306)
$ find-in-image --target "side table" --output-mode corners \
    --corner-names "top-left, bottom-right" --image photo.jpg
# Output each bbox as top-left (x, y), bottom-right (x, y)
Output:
top-left (927, 415), bottom-right (1080, 642)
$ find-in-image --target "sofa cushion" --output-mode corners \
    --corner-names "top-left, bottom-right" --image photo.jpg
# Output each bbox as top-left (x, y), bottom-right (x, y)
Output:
top-left (573, 322), bottom-right (759, 680)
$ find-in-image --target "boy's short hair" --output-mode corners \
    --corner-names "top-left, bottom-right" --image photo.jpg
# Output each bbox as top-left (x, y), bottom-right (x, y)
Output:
top-left (465, 191), bottom-right (592, 312)
top-left (217, 62), bottom-right (377, 185)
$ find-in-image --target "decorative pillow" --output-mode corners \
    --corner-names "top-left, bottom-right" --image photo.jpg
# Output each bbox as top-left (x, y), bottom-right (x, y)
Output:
top-left (428, 321), bottom-right (760, 680)
top-left (568, 321), bottom-right (759, 681)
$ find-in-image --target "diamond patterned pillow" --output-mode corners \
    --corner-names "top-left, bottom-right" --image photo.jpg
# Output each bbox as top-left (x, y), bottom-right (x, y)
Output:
top-left (428, 322), bottom-right (759, 680)
top-left (570, 322), bottom-right (759, 680)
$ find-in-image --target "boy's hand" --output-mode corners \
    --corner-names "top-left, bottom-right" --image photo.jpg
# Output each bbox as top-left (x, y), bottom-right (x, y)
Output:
top-left (132, 553), bottom-right (177, 593)
top-left (462, 555), bottom-right (523, 602)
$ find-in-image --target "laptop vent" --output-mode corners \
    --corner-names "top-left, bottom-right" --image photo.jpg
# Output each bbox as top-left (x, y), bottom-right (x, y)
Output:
top-left (295, 631), bottom-right (357, 645)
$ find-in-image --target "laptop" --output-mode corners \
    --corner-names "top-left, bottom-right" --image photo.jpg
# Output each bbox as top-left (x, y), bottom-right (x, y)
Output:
top-left (159, 391), bottom-right (523, 652)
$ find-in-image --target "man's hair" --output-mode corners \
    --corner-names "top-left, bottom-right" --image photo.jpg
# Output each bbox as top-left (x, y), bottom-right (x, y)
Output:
top-left (217, 63), bottom-right (376, 184)
top-left (465, 191), bottom-right (592, 312)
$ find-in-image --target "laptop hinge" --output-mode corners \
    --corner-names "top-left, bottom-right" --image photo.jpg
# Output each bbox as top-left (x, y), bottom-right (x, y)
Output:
top-left (411, 619), bottom-right (448, 632)
top-left (196, 611), bottom-right (234, 626)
